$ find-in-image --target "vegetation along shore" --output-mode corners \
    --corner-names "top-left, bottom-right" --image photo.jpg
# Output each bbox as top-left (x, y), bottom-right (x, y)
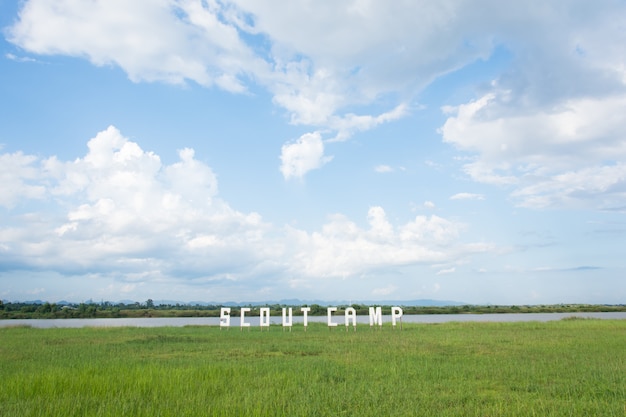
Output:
top-left (1, 299), bottom-right (625, 319)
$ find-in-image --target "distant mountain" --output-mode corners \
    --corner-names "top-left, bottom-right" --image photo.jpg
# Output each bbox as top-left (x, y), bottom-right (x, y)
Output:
top-left (360, 299), bottom-right (466, 307)
top-left (2, 298), bottom-right (466, 307)
top-left (157, 299), bottom-right (466, 307)
top-left (21, 299), bottom-right (45, 305)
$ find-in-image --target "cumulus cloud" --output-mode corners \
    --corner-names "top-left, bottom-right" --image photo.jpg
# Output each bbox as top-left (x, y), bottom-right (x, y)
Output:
top-left (436, 267), bottom-right (456, 275)
top-left (231, 0), bottom-right (495, 114)
top-left (7, 0), bottom-right (259, 91)
top-left (0, 0), bottom-right (489, 178)
top-left (1, 126), bottom-right (268, 278)
top-left (511, 164), bottom-right (626, 210)
top-left (6, 0), bottom-right (417, 132)
top-left (374, 165), bottom-right (393, 173)
top-left (435, 2), bottom-right (626, 210)
top-left (0, 127), bottom-right (490, 300)
top-left (279, 132), bottom-right (332, 179)
top-left (0, 151), bottom-right (46, 207)
top-left (285, 206), bottom-right (483, 279)
top-left (327, 103), bottom-right (409, 142)
top-left (450, 193), bottom-right (485, 201)
top-left (441, 92), bottom-right (626, 209)
top-left (5, 53), bottom-right (38, 63)
top-left (374, 164), bottom-right (406, 174)
top-left (372, 285), bottom-right (398, 296)
top-left (10, 0), bottom-right (626, 184)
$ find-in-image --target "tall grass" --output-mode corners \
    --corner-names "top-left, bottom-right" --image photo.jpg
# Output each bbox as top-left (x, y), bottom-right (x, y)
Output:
top-left (1, 320), bottom-right (624, 416)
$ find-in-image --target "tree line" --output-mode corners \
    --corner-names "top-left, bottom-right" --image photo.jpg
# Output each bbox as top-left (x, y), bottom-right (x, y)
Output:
top-left (1, 299), bottom-right (624, 320)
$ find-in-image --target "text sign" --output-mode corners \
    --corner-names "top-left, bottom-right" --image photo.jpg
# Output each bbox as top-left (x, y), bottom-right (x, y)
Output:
top-left (219, 306), bottom-right (403, 329)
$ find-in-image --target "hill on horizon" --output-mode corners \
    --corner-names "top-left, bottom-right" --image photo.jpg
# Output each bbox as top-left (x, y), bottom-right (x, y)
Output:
top-left (3, 298), bottom-right (466, 307)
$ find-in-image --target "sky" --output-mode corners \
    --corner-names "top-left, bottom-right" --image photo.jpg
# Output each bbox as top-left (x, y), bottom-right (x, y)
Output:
top-left (1, 0), bottom-right (626, 305)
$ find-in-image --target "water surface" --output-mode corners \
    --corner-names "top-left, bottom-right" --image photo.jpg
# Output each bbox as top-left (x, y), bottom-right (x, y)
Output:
top-left (2, 312), bottom-right (625, 328)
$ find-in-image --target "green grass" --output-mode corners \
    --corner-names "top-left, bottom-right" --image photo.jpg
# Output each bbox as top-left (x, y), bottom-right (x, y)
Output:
top-left (1, 320), bottom-right (625, 416)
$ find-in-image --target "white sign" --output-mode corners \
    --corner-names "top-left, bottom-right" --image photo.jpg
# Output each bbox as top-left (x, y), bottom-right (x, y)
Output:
top-left (219, 306), bottom-right (403, 329)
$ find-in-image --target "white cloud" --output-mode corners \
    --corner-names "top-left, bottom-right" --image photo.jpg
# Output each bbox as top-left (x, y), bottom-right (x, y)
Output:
top-left (433, 1), bottom-right (626, 209)
top-left (6, 0), bottom-right (418, 131)
top-left (423, 201), bottom-right (436, 209)
top-left (10, 0), bottom-right (626, 182)
top-left (285, 206), bottom-right (483, 279)
top-left (442, 94), bottom-right (626, 168)
top-left (328, 103), bottom-right (409, 142)
top-left (442, 92), bottom-right (626, 209)
top-left (436, 267), bottom-right (456, 275)
top-left (425, 160), bottom-right (443, 169)
top-left (231, 0), bottom-right (494, 104)
top-left (0, 127), bottom-right (491, 300)
top-left (372, 285), bottom-right (398, 296)
top-left (7, 0), bottom-right (259, 92)
top-left (0, 151), bottom-right (47, 207)
top-left (5, 53), bottom-right (37, 63)
top-left (1, 126), bottom-right (268, 277)
top-left (375, 164), bottom-right (406, 174)
top-left (450, 193), bottom-right (485, 201)
top-left (374, 165), bottom-right (393, 173)
top-left (511, 164), bottom-right (626, 210)
top-left (279, 132), bottom-right (332, 179)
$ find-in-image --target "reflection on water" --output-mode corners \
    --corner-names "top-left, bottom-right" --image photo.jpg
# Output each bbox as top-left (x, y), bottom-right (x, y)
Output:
top-left (1, 312), bottom-right (625, 328)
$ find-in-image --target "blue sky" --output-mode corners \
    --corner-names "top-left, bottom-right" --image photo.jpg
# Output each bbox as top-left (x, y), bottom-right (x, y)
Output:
top-left (1, 0), bottom-right (625, 304)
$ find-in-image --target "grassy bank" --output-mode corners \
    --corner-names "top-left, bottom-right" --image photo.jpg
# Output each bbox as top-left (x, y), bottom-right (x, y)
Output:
top-left (3, 301), bottom-right (625, 319)
top-left (1, 320), bottom-right (624, 416)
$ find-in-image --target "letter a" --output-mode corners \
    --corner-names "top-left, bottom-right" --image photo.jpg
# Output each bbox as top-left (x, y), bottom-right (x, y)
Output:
top-left (345, 307), bottom-right (357, 331)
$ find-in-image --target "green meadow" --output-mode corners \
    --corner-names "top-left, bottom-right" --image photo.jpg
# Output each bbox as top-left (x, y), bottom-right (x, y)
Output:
top-left (1, 319), bottom-right (624, 416)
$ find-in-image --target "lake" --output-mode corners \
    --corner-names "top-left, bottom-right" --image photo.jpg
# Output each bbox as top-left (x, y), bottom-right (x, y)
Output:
top-left (1, 312), bottom-right (625, 328)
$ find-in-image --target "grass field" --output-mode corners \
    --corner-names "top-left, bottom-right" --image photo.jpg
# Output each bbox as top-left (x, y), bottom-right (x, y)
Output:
top-left (1, 319), bottom-right (624, 416)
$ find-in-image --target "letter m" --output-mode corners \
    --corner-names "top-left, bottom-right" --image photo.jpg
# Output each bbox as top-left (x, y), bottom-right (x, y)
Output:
top-left (369, 306), bottom-right (382, 327)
